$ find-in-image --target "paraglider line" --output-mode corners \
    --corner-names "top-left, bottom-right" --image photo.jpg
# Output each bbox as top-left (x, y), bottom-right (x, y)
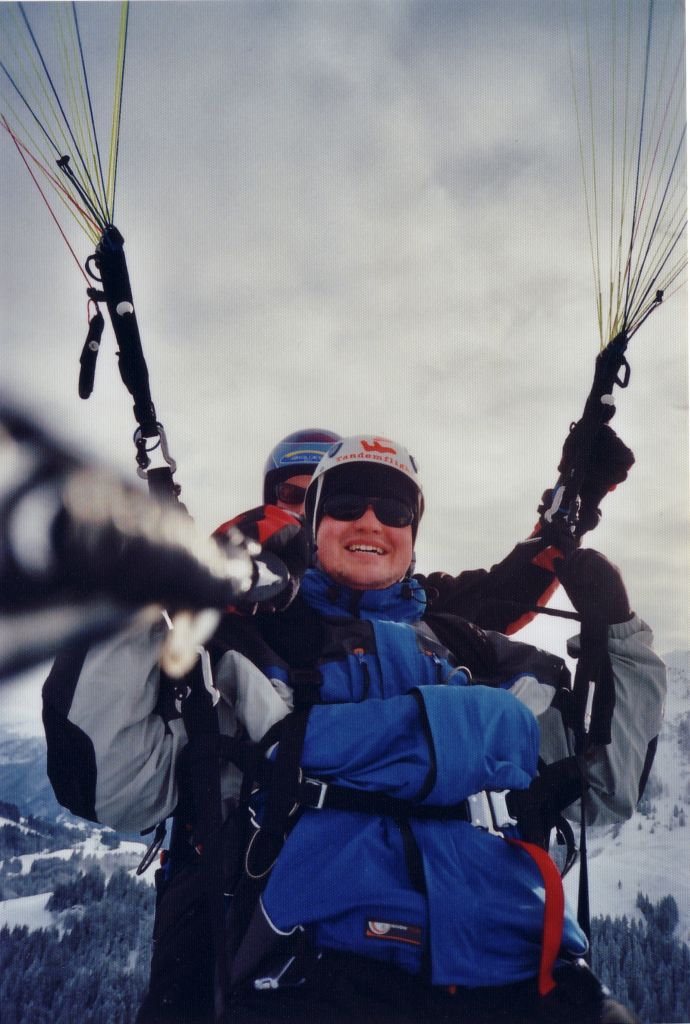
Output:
top-left (2, 120), bottom-right (100, 235)
top-left (57, 155), bottom-right (107, 229)
top-left (17, 2), bottom-right (109, 227)
top-left (108, 1), bottom-right (129, 222)
top-left (625, 124), bottom-right (687, 319)
top-left (71, 1), bottom-right (108, 218)
top-left (627, 221), bottom-right (687, 329)
top-left (2, 115), bottom-right (89, 282)
top-left (626, 293), bottom-right (663, 340)
top-left (624, 0), bottom-right (655, 317)
top-left (0, 56), bottom-right (62, 159)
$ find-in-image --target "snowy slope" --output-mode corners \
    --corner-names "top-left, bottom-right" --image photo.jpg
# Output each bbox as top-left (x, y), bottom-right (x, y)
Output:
top-left (0, 821), bottom-right (157, 935)
top-left (563, 650), bottom-right (690, 942)
top-left (12, 836), bottom-right (151, 875)
top-left (0, 891), bottom-right (53, 932)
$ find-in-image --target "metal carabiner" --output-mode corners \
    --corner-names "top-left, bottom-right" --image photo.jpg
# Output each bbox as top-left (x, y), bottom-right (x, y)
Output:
top-left (134, 421), bottom-right (178, 480)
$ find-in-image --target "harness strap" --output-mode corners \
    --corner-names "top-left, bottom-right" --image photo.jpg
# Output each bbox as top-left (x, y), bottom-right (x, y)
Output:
top-left (176, 661), bottom-right (228, 1023)
top-left (244, 710), bottom-right (311, 877)
top-left (574, 615), bottom-right (614, 749)
top-left (571, 613), bottom-right (615, 958)
top-left (220, 740), bottom-right (579, 863)
top-left (225, 711), bottom-right (312, 1004)
top-left (288, 668), bottom-right (323, 708)
top-left (294, 777), bottom-right (475, 822)
top-left (505, 838), bottom-right (564, 997)
top-left (574, 764), bottom-right (595, 967)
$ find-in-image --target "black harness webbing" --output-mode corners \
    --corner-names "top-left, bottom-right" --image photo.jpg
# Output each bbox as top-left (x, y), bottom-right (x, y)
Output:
top-left (225, 711), bottom-right (311, 1007)
top-left (570, 613), bottom-right (616, 959)
top-left (219, 735), bottom-right (580, 860)
top-left (243, 711), bottom-right (311, 880)
top-left (176, 663), bottom-right (229, 1023)
top-left (287, 668), bottom-right (323, 709)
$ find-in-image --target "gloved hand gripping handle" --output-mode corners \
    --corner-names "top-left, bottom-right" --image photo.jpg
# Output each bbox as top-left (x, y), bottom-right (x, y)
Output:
top-left (542, 332), bottom-right (633, 539)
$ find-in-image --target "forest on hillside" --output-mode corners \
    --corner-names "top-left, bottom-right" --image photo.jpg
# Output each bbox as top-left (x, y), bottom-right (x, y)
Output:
top-left (0, 858), bottom-right (689, 1024)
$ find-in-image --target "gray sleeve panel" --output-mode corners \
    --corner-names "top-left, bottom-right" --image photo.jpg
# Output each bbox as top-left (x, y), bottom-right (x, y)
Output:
top-left (67, 617), bottom-right (188, 834)
top-left (215, 649), bottom-right (291, 742)
top-left (64, 621), bottom-right (259, 833)
top-left (540, 615), bottom-right (667, 826)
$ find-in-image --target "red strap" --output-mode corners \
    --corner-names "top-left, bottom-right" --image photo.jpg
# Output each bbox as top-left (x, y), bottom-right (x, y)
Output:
top-left (213, 504), bottom-right (299, 544)
top-left (531, 545), bottom-right (564, 573)
top-left (505, 838), bottom-right (564, 996)
top-left (504, 576), bottom-right (560, 635)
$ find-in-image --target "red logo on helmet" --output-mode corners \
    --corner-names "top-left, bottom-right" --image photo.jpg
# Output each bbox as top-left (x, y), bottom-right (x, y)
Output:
top-left (360, 437), bottom-right (397, 455)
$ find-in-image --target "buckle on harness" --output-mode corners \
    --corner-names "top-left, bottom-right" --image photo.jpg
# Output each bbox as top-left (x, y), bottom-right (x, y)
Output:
top-left (467, 790), bottom-right (517, 837)
top-left (300, 774), bottom-right (328, 810)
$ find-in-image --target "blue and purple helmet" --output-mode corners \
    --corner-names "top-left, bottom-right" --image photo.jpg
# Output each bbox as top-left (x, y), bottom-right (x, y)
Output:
top-left (263, 429), bottom-right (342, 504)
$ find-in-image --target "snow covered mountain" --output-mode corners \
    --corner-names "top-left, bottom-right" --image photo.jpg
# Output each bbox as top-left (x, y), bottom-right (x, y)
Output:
top-left (563, 649), bottom-right (690, 941)
top-left (0, 729), bottom-right (64, 818)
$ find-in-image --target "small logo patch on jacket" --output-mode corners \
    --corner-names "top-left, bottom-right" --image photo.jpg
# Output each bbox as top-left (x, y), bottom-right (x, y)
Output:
top-left (365, 920), bottom-right (423, 946)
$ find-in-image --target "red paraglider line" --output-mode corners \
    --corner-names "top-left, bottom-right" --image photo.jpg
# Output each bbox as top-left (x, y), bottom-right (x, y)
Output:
top-left (2, 118), bottom-right (101, 233)
top-left (3, 116), bottom-right (92, 283)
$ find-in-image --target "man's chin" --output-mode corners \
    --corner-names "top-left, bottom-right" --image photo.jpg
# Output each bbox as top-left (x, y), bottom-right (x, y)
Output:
top-left (336, 569), bottom-right (400, 591)
top-left (318, 555), bottom-right (402, 591)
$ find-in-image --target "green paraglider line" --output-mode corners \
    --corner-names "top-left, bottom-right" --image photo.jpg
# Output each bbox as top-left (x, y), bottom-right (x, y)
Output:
top-left (623, 0), bottom-right (655, 324)
top-left (626, 125), bottom-right (687, 325)
top-left (57, 153), bottom-right (108, 229)
top-left (628, 222), bottom-right (687, 333)
top-left (71, 1), bottom-right (108, 220)
top-left (0, 55), bottom-right (62, 160)
top-left (108, 1), bottom-right (129, 223)
top-left (17, 2), bottom-right (109, 228)
top-left (2, 115), bottom-right (89, 282)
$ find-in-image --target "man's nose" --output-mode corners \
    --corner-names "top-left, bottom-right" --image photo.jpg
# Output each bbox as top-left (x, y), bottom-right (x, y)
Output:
top-left (355, 505), bottom-right (382, 528)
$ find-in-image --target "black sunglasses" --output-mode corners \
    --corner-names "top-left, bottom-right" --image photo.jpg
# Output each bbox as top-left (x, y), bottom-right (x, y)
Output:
top-left (322, 494), bottom-right (415, 528)
top-left (275, 481), bottom-right (308, 506)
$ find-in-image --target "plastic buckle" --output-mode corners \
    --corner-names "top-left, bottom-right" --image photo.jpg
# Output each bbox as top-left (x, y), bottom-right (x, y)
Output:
top-left (467, 790), bottom-right (517, 837)
top-left (300, 774), bottom-right (328, 810)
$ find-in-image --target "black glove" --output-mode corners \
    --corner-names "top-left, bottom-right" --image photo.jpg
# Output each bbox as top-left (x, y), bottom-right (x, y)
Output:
top-left (214, 505), bottom-right (311, 612)
top-left (553, 549), bottom-right (632, 625)
top-left (560, 422), bottom-right (634, 534)
top-left (507, 757), bottom-right (582, 849)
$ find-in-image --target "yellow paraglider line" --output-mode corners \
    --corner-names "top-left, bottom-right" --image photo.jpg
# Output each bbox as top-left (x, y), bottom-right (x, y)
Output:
top-left (566, 4), bottom-right (603, 345)
top-left (2, 115), bottom-right (94, 276)
top-left (63, 2), bottom-right (108, 221)
top-left (567, 0), bottom-right (686, 347)
top-left (106, 1), bottom-right (129, 223)
top-left (1, 1), bottom-right (131, 269)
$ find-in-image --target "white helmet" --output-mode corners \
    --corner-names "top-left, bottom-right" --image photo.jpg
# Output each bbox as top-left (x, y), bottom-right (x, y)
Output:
top-left (305, 434), bottom-right (424, 540)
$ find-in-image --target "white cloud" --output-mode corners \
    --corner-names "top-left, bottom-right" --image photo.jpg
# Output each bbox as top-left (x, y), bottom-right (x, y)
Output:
top-left (1, 0), bottom-right (687, 657)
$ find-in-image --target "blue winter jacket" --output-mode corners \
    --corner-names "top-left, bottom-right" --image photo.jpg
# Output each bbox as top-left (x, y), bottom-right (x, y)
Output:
top-left (260, 568), bottom-right (588, 986)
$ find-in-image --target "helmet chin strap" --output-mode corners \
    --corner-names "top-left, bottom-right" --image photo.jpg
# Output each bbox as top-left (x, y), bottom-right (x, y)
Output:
top-left (310, 473), bottom-right (326, 541)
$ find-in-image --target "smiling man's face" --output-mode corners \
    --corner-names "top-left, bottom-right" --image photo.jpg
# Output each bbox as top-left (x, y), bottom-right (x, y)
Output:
top-left (315, 504), bottom-right (413, 590)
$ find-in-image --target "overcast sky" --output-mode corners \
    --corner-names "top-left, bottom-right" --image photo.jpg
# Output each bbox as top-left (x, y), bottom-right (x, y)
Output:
top-left (1, 0), bottom-right (687, 733)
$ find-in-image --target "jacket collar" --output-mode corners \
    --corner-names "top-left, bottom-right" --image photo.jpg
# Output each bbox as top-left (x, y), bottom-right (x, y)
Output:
top-left (300, 567), bottom-right (426, 623)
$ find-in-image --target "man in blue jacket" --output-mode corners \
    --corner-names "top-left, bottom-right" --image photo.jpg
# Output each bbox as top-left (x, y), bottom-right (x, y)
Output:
top-left (215, 434), bottom-right (652, 1023)
top-left (44, 434), bottom-right (663, 1023)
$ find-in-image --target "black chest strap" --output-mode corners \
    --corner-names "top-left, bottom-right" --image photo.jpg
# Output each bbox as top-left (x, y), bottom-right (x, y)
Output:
top-left (174, 660), bottom-right (228, 1021)
top-left (288, 667), bottom-right (323, 708)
